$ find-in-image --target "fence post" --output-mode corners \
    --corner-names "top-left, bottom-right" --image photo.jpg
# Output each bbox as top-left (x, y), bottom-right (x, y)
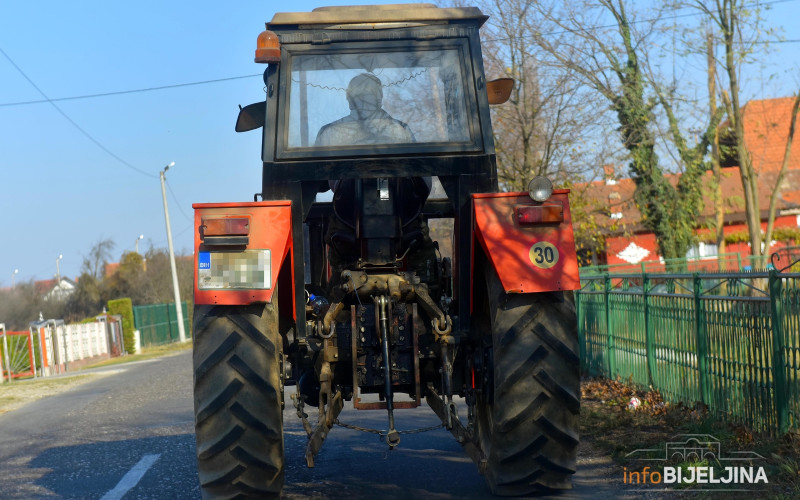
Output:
top-left (38, 328), bottom-right (47, 377)
top-left (182, 301), bottom-right (190, 339)
top-left (1, 324), bottom-right (9, 383)
top-left (768, 269), bottom-right (789, 434)
top-left (605, 274), bottom-right (616, 378)
top-left (165, 303), bottom-right (173, 343)
top-left (60, 326), bottom-right (69, 373)
top-left (643, 274), bottom-right (655, 388)
top-left (693, 274), bottom-right (710, 406)
top-left (28, 329), bottom-right (37, 378)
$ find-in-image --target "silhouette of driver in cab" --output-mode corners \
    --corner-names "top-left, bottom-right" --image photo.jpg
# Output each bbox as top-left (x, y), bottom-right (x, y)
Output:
top-left (315, 73), bottom-right (415, 147)
top-left (315, 73), bottom-right (434, 273)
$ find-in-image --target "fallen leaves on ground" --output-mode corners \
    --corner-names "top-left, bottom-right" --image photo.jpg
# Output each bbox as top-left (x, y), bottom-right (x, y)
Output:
top-left (580, 376), bottom-right (800, 497)
top-left (581, 376), bottom-right (706, 420)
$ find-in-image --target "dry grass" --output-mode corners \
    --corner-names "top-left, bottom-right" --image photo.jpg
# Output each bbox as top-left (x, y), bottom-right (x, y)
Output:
top-left (84, 340), bottom-right (192, 369)
top-left (0, 341), bottom-right (192, 416)
top-left (0, 375), bottom-right (92, 415)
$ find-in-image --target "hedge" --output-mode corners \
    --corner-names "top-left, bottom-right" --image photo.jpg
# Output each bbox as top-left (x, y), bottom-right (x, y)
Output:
top-left (108, 298), bottom-right (135, 354)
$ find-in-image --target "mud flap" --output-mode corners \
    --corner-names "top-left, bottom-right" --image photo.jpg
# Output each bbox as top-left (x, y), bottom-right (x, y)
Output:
top-left (472, 191), bottom-right (580, 295)
top-left (193, 201), bottom-right (293, 307)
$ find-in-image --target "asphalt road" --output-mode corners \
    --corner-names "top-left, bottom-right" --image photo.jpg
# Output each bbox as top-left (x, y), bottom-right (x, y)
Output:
top-left (0, 353), bottom-right (197, 499)
top-left (0, 350), bottom-right (629, 499)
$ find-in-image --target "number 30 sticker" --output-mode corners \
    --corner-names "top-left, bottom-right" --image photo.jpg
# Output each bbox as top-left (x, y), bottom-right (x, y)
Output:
top-left (529, 242), bottom-right (559, 269)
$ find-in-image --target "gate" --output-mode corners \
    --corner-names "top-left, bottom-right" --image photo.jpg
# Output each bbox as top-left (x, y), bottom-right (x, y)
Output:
top-left (1, 329), bottom-right (36, 380)
top-left (104, 315), bottom-right (125, 357)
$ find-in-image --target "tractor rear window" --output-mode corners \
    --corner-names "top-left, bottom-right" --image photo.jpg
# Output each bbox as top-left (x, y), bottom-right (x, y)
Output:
top-left (280, 44), bottom-right (480, 157)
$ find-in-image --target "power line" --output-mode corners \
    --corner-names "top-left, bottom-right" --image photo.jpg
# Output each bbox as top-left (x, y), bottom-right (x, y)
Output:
top-left (175, 223), bottom-right (194, 238)
top-left (166, 179), bottom-right (193, 223)
top-left (0, 73), bottom-right (262, 107)
top-left (152, 222), bottom-right (194, 249)
top-left (0, 46), bottom-right (158, 179)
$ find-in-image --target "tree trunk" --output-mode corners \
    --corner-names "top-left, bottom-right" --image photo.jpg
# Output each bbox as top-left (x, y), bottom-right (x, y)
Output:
top-left (707, 31), bottom-right (726, 267)
top-left (722, 1), bottom-right (762, 259)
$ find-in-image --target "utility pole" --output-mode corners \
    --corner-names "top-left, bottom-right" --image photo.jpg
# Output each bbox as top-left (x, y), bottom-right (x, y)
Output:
top-left (160, 162), bottom-right (187, 343)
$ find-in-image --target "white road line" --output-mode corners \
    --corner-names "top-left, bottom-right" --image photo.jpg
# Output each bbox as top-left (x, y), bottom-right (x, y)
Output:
top-left (100, 453), bottom-right (161, 500)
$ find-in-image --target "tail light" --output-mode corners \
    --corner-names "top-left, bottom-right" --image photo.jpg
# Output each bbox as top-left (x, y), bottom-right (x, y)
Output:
top-left (201, 217), bottom-right (250, 246)
top-left (515, 204), bottom-right (564, 224)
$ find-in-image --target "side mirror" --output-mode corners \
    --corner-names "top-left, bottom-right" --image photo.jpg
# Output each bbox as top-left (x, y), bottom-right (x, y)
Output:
top-left (486, 78), bottom-right (514, 105)
top-left (235, 102), bottom-right (266, 132)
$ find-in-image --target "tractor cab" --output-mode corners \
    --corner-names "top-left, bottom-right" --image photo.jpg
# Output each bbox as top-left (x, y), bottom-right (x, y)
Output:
top-left (250, 4), bottom-right (498, 168)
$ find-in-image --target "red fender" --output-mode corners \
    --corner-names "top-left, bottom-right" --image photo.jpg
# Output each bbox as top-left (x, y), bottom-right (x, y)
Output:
top-left (192, 201), bottom-right (293, 313)
top-left (472, 191), bottom-right (580, 296)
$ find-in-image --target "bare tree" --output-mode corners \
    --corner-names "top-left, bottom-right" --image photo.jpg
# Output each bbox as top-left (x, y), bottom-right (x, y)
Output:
top-left (439, 0), bottom-right (607, 191)
top-left (488, 0), bottom-right (606, 189)
top-left (530, 0), bottom-right (723, 261)
top-left (707, 29), bottom-right (727, 259)
top-left (436, 0), bottom-right (620, 261)
top-left (691, 0), bottom-right (779, 259)
top-left (82, 238), bottom-right (116, 281)
top-left (63, 238), bottom-right (116, 320)
top-left (64, 272), bottom-right (103, 321)
top-left (0, 283), bottom-right (66, 329)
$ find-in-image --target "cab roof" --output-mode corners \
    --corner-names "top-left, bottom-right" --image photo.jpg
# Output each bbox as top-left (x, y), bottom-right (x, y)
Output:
top-left (268, 3), bottom-right (487, 28)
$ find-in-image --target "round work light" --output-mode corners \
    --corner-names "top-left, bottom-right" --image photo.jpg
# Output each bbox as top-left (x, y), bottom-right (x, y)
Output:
top-left (527, 176), bottom-right (553, 202)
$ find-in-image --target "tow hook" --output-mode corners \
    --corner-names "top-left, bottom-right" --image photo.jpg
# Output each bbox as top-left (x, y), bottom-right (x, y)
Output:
top-left (446, 400), bottom-right (458, 430)
top-left (386, 429), bottom-right (401, 448)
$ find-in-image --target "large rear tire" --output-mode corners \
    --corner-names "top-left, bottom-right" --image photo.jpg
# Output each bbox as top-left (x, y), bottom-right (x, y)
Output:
top-left (193, 303), bottom-right (284, 499)
top-left (475, 268), bottom-right (580, 495)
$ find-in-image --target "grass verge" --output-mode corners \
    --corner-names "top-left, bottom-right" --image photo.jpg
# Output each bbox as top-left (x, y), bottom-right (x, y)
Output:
top-left (0, 375), bottom-right (92, 415)
top-left (0, 341), bottom-right (193, 415)
top-left (581, 377), bottom-right (800, 499)
top-left (84, 340), bottom-right (192, 369)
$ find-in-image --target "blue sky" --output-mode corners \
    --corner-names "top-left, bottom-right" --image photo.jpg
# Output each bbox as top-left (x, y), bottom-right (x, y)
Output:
top-left (1, 0), bottom-right (799, 285)
top-left (0, 0), bottom-right (402, 284)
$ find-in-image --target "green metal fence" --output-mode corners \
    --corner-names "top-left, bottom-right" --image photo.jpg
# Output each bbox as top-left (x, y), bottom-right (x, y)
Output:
top-left (576, 270), bottom-right (800, 434)
top-left (133, 302), bottom-right (191, 347)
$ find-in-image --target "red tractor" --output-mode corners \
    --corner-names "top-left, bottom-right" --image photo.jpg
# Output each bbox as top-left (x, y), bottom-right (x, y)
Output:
top-left (192, 4), bottom-right (580, 497)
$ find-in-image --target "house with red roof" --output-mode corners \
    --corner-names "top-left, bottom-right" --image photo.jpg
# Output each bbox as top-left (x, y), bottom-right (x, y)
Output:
top-left (34, 277), bottom-right (77, 300)
top-left (582, 96), bottom-right (800, 271)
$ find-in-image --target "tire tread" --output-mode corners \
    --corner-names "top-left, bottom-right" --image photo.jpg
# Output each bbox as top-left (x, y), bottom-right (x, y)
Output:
top-left (476, 270), bottom-right (580, 495)
top-left (193, 304), bottom-right (284, 499)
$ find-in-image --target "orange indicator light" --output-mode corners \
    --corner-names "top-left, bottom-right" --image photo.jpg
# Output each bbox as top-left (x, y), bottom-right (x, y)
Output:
top-left (255, 30), bottom-right (281, 64)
